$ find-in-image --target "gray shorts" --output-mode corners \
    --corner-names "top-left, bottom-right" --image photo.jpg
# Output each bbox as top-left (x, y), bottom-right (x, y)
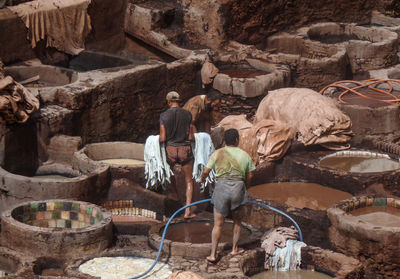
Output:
top-left (211, 177), bottom-right (247, 217)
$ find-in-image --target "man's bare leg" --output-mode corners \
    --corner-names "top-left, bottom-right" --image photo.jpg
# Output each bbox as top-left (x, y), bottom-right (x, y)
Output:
top-left (167, 175), bottom-right (179, 201)
top-left (182, 160), bottom-right (195, 218)
top-left (231, 209), bottom-right (244, 256)
top-left (207, 207), bottom-right (224, 262)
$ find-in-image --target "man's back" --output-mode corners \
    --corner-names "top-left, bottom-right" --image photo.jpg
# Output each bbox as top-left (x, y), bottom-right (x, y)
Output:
top-left (160, 107), bottom-right (192, 146)
top-left (207, 146), bottom-right (255, 180)
top-left (183, 95), bottom-right (205, 123)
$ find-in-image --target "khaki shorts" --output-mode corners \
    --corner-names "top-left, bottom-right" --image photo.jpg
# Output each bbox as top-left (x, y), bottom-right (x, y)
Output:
top-left (166, 145), bottom-right (193, 166)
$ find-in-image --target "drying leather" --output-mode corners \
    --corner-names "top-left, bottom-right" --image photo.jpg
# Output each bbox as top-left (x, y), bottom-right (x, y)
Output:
top-left (8, 0), bottom-right (92, 55)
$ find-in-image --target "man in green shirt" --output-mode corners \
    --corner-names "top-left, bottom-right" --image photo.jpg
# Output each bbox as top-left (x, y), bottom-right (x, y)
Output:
top-left (200, 128), bottom-right (255, 262)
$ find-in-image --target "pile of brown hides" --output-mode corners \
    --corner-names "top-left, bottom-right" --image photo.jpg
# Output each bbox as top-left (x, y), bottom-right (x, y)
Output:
top-left (0, 75), bottom-right (40, 124)
top-left (254, 88), bottom-right (353, 150)
top-left (216, 115), bottom-right (293, 165)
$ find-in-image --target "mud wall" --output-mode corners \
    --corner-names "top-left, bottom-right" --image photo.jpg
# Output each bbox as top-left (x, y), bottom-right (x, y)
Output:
top-left (85, 0), bottom-right (127, 52)
top-left (223, 0), bottom-right (388, 48)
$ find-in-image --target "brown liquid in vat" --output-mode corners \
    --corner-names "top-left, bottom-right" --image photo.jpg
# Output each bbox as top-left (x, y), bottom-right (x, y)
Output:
top-left (248, 182), bottom-right (352, 210)
top-left (164, 222), bottom-right (251, 243)
top-left (349, 206), bottom-right (400, 227)
top-left (319, 157), bottom-right (399, 173)
top-left (219, 69), bottom-right (267, 78)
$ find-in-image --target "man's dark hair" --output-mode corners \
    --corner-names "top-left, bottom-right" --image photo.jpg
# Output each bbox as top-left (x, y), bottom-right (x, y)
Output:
top-left (206, 89), bottom-right (221, 102)
top-left (224, 128), bottom-right (239, 146)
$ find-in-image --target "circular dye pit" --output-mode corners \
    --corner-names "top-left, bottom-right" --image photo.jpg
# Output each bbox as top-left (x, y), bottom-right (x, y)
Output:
top-left (78, 256), bottom-right (172, 279)
top-left (164, 221), bottom-right (252, 244)
top-left (328, 196), bottom-right (400, 276)
top-left (350, 205), bottom-right (400, 227)
top-left (5, 65), bottom-right (78, 87)
top-left (57, 50), bottom-right (137, 72)
top-left (301, 22), bottom-right (398, 74)
top-left (248, 182), bottom-right (352, 210)
top-left (263, 33), bottom-right (348, 90)
top-left (75, 141), bottom-right (145, 183)
top-left (102, 200), bottom-right (163, 235)
top-left (149, 219), bottom-right (260, 258)
top-left (250, 270), bottom-right (332, 279)
top-left (0, 163), bottom-right (109, 214)
top-left (1, 199), bottom-right (112, 260)
top-left (241, 246), bottom-right (362, 278)
top-left (219, 69), bottom-right (267, 79)
top-left (319, 150), bottom-right (400, 173)
top-left (213, 59), bottom-right (290, 98)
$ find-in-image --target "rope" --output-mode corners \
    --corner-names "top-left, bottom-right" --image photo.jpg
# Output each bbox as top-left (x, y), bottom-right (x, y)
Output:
top-left (319, 79), bottom-right (400, 104)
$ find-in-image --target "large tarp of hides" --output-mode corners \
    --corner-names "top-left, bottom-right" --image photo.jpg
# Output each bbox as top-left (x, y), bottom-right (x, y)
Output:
top-left (254, 88), bottom-right (353, 150)
top-left (8, 0), bottom-right (92, 55)
top-left (216, 115), bottom-right (293, 165)
top-left (0, 76), bottom-right (40, 123)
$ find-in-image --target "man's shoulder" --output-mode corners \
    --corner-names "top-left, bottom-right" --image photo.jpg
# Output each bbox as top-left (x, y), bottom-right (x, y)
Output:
top-left (184, 95), bottom-right (205, 107)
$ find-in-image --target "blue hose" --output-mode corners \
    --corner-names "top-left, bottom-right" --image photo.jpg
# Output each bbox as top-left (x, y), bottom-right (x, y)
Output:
top-left (129, 198), bottom-right (303, 279)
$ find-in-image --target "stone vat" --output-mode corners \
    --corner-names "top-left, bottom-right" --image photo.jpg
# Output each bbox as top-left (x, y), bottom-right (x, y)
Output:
top-left (241, 246), bottom-right (363, 278)
top-left (300, 22), bottom-right (399, 75)
top-left (328, 196), bottom-right (400, 277)
top-left (280, 148), bottom-right (400, 197)
top-left (148, 217), bottom-right (261, 258)
top-left (1, 199), bottom-right (112, 260)
top-left (102, 200), bottom-right (164, 235)
top-left (0, 161), bottom-right (110, 214)
top-left (4, 65), bottom-right (78, 87)
top-left (74, 141), bottom-right (145, 184)
top-left (263, 32), bottom-right (348, 90)
top-left (244, 180), bottom-right (352, 248)
top-left (213, 58), bottom-right (290, 98)
top-left (65, 248), bottom-right (172, 279)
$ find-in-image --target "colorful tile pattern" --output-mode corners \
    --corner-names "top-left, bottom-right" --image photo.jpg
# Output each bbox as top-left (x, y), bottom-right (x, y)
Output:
top-left (12, 201), bottom-right (105, 229)
top-left (338, 197), bottom-right (400, 212)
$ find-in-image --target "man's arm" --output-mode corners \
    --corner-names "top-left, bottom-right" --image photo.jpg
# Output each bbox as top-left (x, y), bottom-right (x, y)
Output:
top-left (199, 167), bottom-right (212, 183)
top-left (245, 171), bottom-right (254, 189)
top-left (189, 124), bottom-right (196, 141)
top-left (160, 124), bottom-right (166, 142)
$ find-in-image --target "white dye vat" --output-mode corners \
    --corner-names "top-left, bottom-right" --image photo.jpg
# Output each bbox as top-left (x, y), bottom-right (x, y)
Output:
top-left (99, 158), bottom-right (144, 166)
top-left (79, 256), bottom-right (172, 279)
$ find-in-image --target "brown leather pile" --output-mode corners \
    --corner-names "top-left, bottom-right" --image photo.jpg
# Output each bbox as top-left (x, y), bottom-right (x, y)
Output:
top-left (255, 88), bottom-right (353, 150)
top-left (216, 115), bottom-right (293, 165)
top-left (0, 74), bottom-right (40, 124)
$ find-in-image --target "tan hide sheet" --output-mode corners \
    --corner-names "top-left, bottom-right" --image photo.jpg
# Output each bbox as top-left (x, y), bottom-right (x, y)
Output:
top-left (8, 0), bottom-right (92, 55)
top-left (0, 76), bottom-right (40, 123)
top-left (216, 115), bottom-right (293, 164)
top-left (201, 61), bottom-right (219, 86)
top-left (254, 88), bottom-right (353, 150)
